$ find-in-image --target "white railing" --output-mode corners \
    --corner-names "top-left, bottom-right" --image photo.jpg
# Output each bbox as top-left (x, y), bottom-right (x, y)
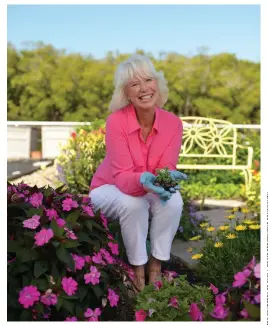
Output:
top-left (7, 121), bottom-right (260, 160)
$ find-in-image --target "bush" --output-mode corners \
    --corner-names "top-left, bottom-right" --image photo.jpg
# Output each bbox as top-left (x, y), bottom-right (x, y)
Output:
top-left (188, 211), bottom-right (260, 289)
top-left (135, 274), bottom-right (214, 321)
top-left (55, 122), bottom-right (106, 194)
top-left (7, 182), bottom-right (134, 321)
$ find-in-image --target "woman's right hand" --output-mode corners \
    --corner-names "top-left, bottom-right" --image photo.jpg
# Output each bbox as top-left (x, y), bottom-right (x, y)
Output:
top-left (140, 172), bottom-right (171, 201)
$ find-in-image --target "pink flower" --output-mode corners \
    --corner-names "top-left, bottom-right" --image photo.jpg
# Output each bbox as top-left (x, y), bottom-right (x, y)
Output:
top-left (23, 215), bottom-right (40, 229)
top-left (210, 305), bottom-right (229, 320)
top-left (153, 280), bottom-right (163, 290)
top-left (240, 308), bottom-right (249, 318)
top-left (108, 242), bottom-right (119, 255)
top-left (107, 233), bottom-right (114, 240)
top-left (82, 205), bottom-right (94, 216)
top-left (135, 309), bottom-right (147, 321)
top-left (18, 285), bottom-right (40, 308)
top-left (254, 263), bottom-right (260, 278)
top-left (56, 218), bottom-right (66, 227)
top-left (64, 228), bottom-right (78, 240)
top-left (209, 283), bottom-right (219, 295)
top-left (62, 198), bottom-right (78, 211)
top-left (215, 292), bottom-right (227, 305)
top-left (189, 303), bottom-right (203, 321)
top-left (168, 296), bottom-right (179, 308)
top-left (100, 248), bottom-right (114, 264)
top-left (92, 252), bottom-right (105, 265)
top-left (163, 270), bottom-right (177, 281)
top-left (71, 254), bottom-right (85, 270)
top-left (29, 192), bottom-right (43, 208)
top-left (84, 307), bottom-right (101, 321)
top-left (84, 266), bottom-right (101, 285)
top-left (40, 289), bottom-right (58, 306)
top-left (34, 228), bottom-right (54, 246)
top-left (245, 256), bottom-right (256, 270)
top-left (65, 316), bottom-right (78, 321)
top-left (101, 214), bottom-right (108, 228)
top-left (233, 268), bottom-right (251, 287)
top-left (61, 277), bottom-right (78, 296)
top-left (107, 288), bottom-right (119, 307)
top-left (84, 255), bottom-right (92, 264)
top-left (254, 293), bottom-right (260, 303)
top-left (82, 196), bottom-right (90, 204)
top-left (46, 208), bottom-right (59, 220)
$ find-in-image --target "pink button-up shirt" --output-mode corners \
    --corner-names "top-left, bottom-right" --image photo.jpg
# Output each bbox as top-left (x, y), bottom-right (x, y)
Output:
top-left (90, 104), bottom-right (183, 196)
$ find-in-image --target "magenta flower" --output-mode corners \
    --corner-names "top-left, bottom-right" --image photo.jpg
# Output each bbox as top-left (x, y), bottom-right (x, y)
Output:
top-left (107, 233), bottom-right (114, 240)
top-left (71, 254), bottom-right (85, 271)
top-left (29, 192), bottom-right (43, 208)
top-left (135, 309), bottom-right (147, 321)
top-left (65, 316), bottom-right (78, 321)
top-left (254, 293), bottom-right (260, 303)
top-left (189, 303), bottom-right (203, 321)
top-left (108, 242), bottom-right (119, 255)
top-left (56, 218), bottom-right (66, 227)
top-left (100, 214), bottom-right (108, 228)
top-left (209, 283), bottom-right (219, 295)
top-left (62, 198), bottom-right (78, 211)
top-left (233, 268), bottom-right (251, 287)
top-left (40, 289), bottom-right (58, 306)
top-left (64, 228), bottom-right (78, 240)
top-left (163, 270), bottom-right (177, 281)
top-left (84, 266), bottom-right (101, 285)
top-left (84, 307), bottom-right (101, 321)
top-left (84, 255), bottom-right (92, 264)
top-left (82, 196), bottom-right (90, 204)
top-left (46, 208), bottom-right (59, 220)
top-left (107, 288), bottom-right (119, 307)
top-left (153, 280), bottom-right (163, 290)
top-left (215, 292), bottom-right (227, 306)
top-left (23, 215), bottom-right (40, 229)
top-left (240, 308), bottom-right (249, 318)
top-left (100, 249), bottom-right (114, 264)
top-left (34, 228), bottom-right (54, 246)
top-left (82, 205), bottom-right (94, 216)
top-left (61, 277), bottom-right (78, 296)
top-left (18, 285), bottom-right (40, 308)
top-left (210, 305), bottom-right (229, 320)
top-left (245, 256), bottom-right (256, 270)
top-left (168, 296), bottom-right (179, 308)
top-left (254, 263), bottom-right (260, 278)
top-left (92, 252), bottom-right (105, 265)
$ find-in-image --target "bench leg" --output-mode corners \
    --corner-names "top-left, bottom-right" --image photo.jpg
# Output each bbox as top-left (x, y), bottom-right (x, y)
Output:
top-left (242, 169), bottom-right (252, 196)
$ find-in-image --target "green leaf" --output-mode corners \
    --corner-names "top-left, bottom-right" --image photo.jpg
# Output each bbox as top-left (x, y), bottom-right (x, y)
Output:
top-left (17, 247), bottom-right (38, 262)
top-left (31, 278), bottom-right (48, 291)
top-left (34, 260), bottom-right (49, 278)
top-left (50, 219), bottom-right (64, 237)
top-left (76, 304), bottom-right (85, 319)
top-left (56, 245), bottom-right (75, 272)
top-left (66, 210), bottom-right (80, 226)
top-left (63, 240), bottom-right (80, 248)
top-left (78, 231), bottom-right (90, 242)
top-left (61, 294), bottom-right (79, 300)
top-left (92, 221), bottom-right (106, 232)
top-left (91, 285), bottom-right (104, 299)
top-left (7, 240), bottom-right (20, 252)
top-left (26, 208), bottom-right (43, 218)
top-left (61, 298), bottom-right (74, 313)
top-left (20, 310), bottom-right (32, 321)
top-left (78, 286), bottom-right (88, 303)
top-left (51, 263), bottom-right (60, 280)
top-left (43, 187), bottom-right (54, 197)
top-left (56, 296), bottom-right (63, 311)
top-left (85, 220), bottom-right (93, 231)
top-left (243, 300), bottom-right (260, 319)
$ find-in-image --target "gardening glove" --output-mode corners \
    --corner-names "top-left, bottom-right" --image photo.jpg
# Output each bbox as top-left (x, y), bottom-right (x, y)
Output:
top-left (168, 170), bottom-right (188, 193)
top-left (140, 172), bottom-right (171, 202)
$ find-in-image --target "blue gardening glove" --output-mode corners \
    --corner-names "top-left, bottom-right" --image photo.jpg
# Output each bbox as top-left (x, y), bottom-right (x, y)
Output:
top-left (140, 172), bottom-right (171, 201)
top-left (168, 170), bottom-right (188, 193)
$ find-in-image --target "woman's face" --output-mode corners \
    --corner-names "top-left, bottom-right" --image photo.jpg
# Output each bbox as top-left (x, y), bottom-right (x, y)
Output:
top-left (125, 75), bottom-right (159, 111)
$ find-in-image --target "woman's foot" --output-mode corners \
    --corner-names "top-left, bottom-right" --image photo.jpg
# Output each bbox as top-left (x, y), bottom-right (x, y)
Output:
top-left (147, 256), bottom-right (162, 284)
top-left (131, 265), bottom-right (145, 292)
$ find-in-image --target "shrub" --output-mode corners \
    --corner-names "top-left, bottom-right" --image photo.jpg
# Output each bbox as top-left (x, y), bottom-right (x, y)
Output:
top-left (135, 274), bottom-right (214, 321)
top-left (7, 182), bottom-right (134, 321)
top-left (55, 123), bottom-right (106, 194)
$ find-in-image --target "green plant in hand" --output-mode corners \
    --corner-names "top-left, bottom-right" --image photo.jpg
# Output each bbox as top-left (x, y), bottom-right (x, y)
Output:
top-left (154, 168), bottom-right (179, 191)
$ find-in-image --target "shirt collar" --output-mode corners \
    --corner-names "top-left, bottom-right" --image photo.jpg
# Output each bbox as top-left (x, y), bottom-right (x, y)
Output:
top-left (127, 103), bottom-right (159, 135)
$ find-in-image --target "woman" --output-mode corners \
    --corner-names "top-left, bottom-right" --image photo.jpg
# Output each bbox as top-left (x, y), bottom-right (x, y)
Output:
top-left (89, 54), bottom-right (187, 292)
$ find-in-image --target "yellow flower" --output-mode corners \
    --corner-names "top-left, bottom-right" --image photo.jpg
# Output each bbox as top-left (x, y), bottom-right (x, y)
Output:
top-left (249, 224), bottom-right (261, 230)
top-left (189, 235), bottom-right (202, 241)
top-left (226, 233), bottom-right (237, 239)
top-left (200, 222), bottom-right (209, 228)
top-left (186, 247), bottom-right (193, 253)
top-left (225, 215), bottom-right (235, 220)
top-left (243, 219), bottom-right (255, 225)
top-left (232, 207), bottom-right (239, 212)
top-left (235, 225), bottom-right (247, 231)
top-left (207, 227), bottom-right (215, 232)
top-left (191, 254), bottom-right (203, 260)
top-left (214, 242), bottom-right (224, 248)
top-left (242, 208), bottom-right (249, 214)
top-left (219, 225), bottom-right (230, 231)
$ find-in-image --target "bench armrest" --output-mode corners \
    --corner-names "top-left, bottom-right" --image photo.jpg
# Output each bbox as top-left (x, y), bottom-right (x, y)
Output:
top-left (236, 144), bottom-right (253, 169)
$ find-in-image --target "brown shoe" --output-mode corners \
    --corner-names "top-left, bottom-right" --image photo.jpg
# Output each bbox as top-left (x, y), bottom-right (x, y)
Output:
top-left (130, 274), bottom-right (145, 293)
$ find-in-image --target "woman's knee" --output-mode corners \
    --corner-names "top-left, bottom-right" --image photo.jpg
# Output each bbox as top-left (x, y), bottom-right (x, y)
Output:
top-left (166, 191), bottom-right (184, 215)
top-left (119, 195), bottom-right (149, 217)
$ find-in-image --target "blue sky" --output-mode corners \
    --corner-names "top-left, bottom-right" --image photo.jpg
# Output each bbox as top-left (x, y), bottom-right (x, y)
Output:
top-left (7, 4), bottom-right (260, 62)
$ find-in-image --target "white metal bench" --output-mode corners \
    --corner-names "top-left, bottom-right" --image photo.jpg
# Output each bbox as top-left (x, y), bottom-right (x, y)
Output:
top-left (177, 117), bottom-right (253, 194)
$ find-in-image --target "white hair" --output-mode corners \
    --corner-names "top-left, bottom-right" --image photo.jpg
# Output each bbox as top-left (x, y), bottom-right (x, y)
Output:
top-left (108, 54), bottom-right (169, 112)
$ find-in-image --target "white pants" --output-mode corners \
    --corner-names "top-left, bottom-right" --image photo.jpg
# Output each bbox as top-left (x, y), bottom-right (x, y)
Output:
top-left (89, 184), bottom-right (183, 266)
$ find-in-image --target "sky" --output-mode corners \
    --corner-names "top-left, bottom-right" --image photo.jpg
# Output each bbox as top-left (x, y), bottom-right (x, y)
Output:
top-left (7, 4), bottom-right (260, 62)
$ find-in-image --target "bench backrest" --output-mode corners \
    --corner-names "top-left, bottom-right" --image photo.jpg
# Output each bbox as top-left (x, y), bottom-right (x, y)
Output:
top-left (180, 117), bottom-right (238, 165)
